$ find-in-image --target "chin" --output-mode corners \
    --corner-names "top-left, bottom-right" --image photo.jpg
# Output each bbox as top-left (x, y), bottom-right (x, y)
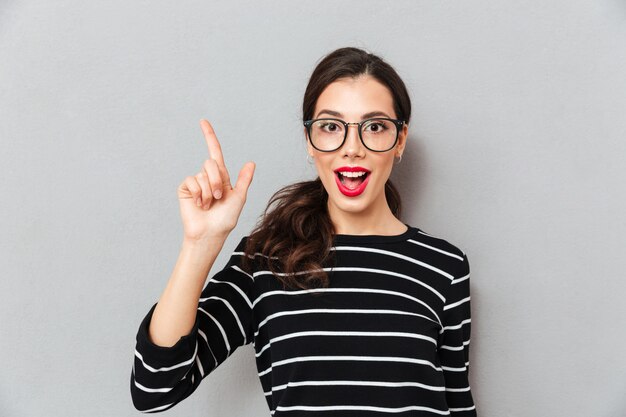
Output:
top-left (334, 198), bottom-right (370, 211)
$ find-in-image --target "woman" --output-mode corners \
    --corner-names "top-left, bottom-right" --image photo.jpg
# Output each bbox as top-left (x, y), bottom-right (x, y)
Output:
top-left (130, 47), bottom-right (476, 416)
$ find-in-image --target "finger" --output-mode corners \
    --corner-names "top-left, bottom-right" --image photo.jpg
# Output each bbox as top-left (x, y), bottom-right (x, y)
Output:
top-left (203, 158), bottom-right (223, 199)
top-left (195, 172), bottom-right (212, 209)
top-left (199, 119), bottom-right (232, 188)
top-left (181, 176), bottom-right (202, 206)
top-left (233, 161), bottom-right (255, 201)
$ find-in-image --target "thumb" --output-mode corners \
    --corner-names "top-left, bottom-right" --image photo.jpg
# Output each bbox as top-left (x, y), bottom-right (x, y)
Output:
top-left (233, 161), bottom-right (255, 199)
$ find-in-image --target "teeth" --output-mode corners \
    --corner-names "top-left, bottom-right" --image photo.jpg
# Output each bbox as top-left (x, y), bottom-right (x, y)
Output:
top-left (337, 171), bottom-right (367, 178)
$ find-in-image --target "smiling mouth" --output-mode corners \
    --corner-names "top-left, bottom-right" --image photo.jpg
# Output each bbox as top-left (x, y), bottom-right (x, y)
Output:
top-left (335, 171), bottom-right (370, 190)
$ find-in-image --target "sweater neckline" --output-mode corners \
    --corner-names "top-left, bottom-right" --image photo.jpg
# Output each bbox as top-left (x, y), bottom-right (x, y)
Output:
top-left (332, 223), bottom-right (419, 244)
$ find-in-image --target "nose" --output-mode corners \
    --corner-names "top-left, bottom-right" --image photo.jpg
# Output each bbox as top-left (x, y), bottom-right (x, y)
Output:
top-left (343, 123), bottom-right (364, 156)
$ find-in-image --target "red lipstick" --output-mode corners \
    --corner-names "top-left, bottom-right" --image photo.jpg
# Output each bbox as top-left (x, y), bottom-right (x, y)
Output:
top-left (333, 166), bottom-right (371, 197)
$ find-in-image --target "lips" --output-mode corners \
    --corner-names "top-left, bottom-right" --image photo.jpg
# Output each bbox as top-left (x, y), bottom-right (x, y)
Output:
top-left (333, 166), bottom-right (371, 174)
top-left (334, 170), bottom-right (370, 197)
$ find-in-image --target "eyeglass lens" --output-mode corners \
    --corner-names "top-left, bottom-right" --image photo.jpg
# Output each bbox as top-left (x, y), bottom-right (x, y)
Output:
top-left (309, 119), bottom-right (398, 152)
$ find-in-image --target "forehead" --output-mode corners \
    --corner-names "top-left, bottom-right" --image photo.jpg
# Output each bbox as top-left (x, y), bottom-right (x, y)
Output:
top-left (314, 75), bottom-right (395, 119)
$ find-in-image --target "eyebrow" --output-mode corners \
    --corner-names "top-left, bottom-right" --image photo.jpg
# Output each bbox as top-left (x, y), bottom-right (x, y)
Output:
top-left (315, 109), bottom-right (393, 119)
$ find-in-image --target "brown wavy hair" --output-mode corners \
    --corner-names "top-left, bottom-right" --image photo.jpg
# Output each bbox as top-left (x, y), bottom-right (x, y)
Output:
top-left (240, 46), bottom-right (412, 290)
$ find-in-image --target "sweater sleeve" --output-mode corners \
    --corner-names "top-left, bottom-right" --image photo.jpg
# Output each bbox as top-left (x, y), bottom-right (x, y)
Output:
top-left (130, 236), bottom-right (255, 413)
top-left (438, 252), bottom-right (476, 415)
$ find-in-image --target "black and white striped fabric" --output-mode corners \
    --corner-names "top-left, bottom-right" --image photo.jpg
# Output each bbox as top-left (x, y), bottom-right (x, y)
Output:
top-left (130, 224), bottom-right (476, 415)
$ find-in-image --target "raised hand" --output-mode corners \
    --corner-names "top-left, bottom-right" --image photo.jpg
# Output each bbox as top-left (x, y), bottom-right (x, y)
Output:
top-left (177, 119), bottom-right (255, 241)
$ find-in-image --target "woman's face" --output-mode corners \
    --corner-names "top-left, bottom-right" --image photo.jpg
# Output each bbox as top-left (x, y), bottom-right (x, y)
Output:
top-left (305, 75), bottom-right (408, 220)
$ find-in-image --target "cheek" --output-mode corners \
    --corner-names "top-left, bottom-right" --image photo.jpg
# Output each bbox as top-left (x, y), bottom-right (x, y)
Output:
top-left (317, 161), bottom-right (343, 194)
top-left (375, 158), bottom-right (394, 176)
top-left (372, 161), bottom-right (395, 188)
top-left (313, 157), bottom-right (332, 179)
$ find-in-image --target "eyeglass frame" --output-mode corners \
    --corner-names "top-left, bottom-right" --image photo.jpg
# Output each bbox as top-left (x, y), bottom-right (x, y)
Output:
top-left (303, 117), bottom-right (406, 153)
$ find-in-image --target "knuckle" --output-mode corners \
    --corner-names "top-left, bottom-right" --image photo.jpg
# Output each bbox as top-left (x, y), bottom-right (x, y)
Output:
top-left (209, 174), bottom-right (221, 186)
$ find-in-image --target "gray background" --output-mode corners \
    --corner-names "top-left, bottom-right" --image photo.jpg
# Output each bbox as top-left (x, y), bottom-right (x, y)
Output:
top-left (1, 1), bottom-right (625, 416)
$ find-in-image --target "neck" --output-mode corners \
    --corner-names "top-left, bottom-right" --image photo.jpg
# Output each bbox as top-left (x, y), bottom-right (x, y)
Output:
top-left (327, 196), bottom-right (405, 236)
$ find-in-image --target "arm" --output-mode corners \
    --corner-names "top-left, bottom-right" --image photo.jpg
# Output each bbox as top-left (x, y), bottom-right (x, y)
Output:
top-left (130, 236), bottom-right (255, 413)
top-left (149, 235), bottom-right (227, 348)
top-left (438, 252), bottom-right (476, 415)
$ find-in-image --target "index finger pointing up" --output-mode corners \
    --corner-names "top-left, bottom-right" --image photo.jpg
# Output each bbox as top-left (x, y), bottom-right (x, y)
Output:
top-left (199, 119), bottom-right (232, 188)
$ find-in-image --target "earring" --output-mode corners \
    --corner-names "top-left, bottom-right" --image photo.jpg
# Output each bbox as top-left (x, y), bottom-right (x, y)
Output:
top-left (395, 154), bottom-right (402, 164)
top-left (307, 154), bottom-right (314, 164)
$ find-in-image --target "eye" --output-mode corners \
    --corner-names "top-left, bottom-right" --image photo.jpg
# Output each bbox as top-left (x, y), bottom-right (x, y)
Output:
top-left (318, 121), bottom-right (343, 133)
top-left (363, 120), bottom-right (388, 133)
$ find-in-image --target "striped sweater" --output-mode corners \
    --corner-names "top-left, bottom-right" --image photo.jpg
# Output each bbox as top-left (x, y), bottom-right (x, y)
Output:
top-left (130, 224), bottom-right (476, 415)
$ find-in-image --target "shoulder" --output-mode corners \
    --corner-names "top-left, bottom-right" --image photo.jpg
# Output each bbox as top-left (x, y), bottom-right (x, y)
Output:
top-left (410, 227), bottom-right (466, 260)
top-left (235, 235), bottom-right (249, 250)
top-left (225, 235), bottom-right (256, 266)
top-left (406, 226), bottom-right (470, 282)
top-left (230, 234), bottom-right (267, 273)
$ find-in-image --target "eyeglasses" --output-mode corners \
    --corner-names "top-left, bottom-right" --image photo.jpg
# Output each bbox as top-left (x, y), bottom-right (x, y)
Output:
top-left (303, 117), bottom-right (405, 152)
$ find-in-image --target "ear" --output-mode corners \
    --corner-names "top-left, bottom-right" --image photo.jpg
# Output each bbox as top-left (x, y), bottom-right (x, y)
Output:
top-left (396, 123), bottom-right (409, 155)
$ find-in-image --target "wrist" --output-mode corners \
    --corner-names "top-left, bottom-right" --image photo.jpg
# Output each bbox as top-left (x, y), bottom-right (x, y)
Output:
top-left (182, 233), bottom-right (229, 249)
